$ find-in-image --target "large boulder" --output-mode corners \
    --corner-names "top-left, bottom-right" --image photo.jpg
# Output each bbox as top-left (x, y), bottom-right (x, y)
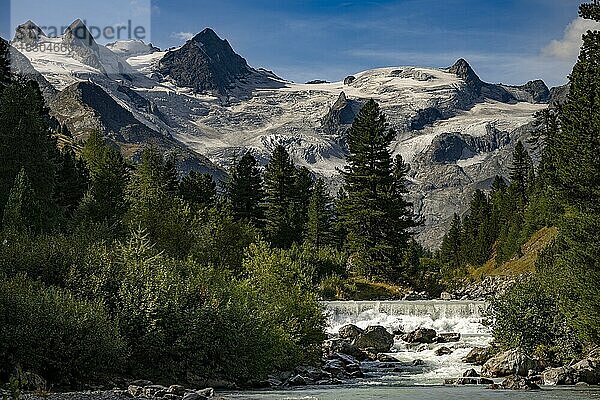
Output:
top-left (338, 324), bottom-right (364, 341)
top-left (499, 375), bottom-right (541, 390)
top-left (482, 349), bottom-right (543, 378)
top-left (403, 328), bottom-right (437, 344)
top-left (572, 359), bottom-right (600, 385)
top-left (323, 338), bottom-right (366, 360)
top-left (353, 326), bottom-right (394, 353)
top-left (542, 366), bottom-right (574, 386)
top-left (463, 347), bottom-right (493, 365)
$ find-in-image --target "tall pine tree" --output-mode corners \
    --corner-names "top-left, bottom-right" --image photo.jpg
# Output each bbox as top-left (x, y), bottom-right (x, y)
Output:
top-left (263, 145), bottom-right (297, 248)
top-left (340, 100), bottom-right (417, 279)
top-left (2, 168), bottom-right (39, 232)
top-left (305, 178), bottom-right (335, 250)
top-left (179, 171), bottom-right (216, 207)
top-left (227, 152), bottom-right (264, 226)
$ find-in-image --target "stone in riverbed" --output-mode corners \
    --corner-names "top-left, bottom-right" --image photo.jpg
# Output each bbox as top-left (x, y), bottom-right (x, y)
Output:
top-left (168, 385), bottom-right (186, 395)
top-left (463, 368), bottom-right (480, 377)
top-left (377, 353), bottom-right (400, 362)
top-left (323, 338), bottom-right (366, 360)
top-left (435, 333), bottom-right (461, 343)
top-left (288, 375), bottom-right (308, 386)
top-left (435, 346), bottom-right (453, 356)
top-left (353, 326), bottom-right (394, 353)
top-left (482, 349), bottom-right (543, 378)
top-left (339, 324), bottom-right (364, 341)
top-left (499, 375), bottom-right (541, 390)
top-left (403, 328), bottom-right (437, 344)
top-left (462, 346), bottom-right (493, 365)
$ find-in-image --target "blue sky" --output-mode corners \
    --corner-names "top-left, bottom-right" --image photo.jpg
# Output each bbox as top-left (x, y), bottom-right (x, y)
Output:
top-left (1, 0), bottom-right (596, 86)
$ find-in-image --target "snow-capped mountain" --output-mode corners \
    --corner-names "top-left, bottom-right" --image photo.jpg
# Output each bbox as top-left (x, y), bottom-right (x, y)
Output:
top-left (8, 20), bottom-right (552, 248)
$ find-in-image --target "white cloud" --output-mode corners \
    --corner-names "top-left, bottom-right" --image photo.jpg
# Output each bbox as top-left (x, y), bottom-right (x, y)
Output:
top-left (171, 32), bottom-right (195, 41)
top-left (542, 17), bottom-right (600, 60)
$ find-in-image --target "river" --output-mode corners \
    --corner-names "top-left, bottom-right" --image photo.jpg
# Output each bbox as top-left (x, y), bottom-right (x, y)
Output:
top-left (228, 300), bottom-right (600, 399)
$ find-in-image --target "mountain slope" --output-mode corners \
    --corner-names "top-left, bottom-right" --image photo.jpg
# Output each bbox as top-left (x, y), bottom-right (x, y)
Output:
top-left (9, 21), bottom-right (549, 247)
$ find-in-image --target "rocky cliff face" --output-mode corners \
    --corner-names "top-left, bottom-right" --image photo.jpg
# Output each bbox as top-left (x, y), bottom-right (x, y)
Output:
top-left (9, 22), bottom-right (551, 248)
top-left (157, 28), bottom-right (254, 95)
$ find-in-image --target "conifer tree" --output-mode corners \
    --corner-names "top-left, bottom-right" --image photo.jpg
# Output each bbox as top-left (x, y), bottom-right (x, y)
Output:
top-left (509, 141), bottom-right (533, 206)
top-left (55, 146), bottom-right (89, 217)
top-left (125, 147), bottom-right (192, 256)
top-left (77, 132), bottom-right (127, 227)
top-left (2, 168), bottom-right (39, 232)
top-left (305, 178), bottom-right (335, 249)
top-left (439, 213), bottom-right (462, 268)
top-left (162, 154), bottom-right (180, 194)
top-left (291, 166), bottom-right (314, 240)
top-left (551, 4), bottom-right (600, 212)
top-left (0, 38), bottom-right (11, 91)
top-left (227, 152), bottom-right (264, 226)
top-left (0, 79), bottom-right (57, 226)
top-left (340, 100), bottom-right (417, 278)
top-left (263, 145), bottom-right (297, 248)
top-left (179, 171), bottom-right (216, 207)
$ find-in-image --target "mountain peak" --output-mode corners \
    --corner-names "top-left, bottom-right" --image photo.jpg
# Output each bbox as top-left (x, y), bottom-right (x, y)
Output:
top-left (193, 28), bottom-right (222, 42)
top-left (448, 59), bottom-right (481, 83)
top-left (63, 19), bottom-right (97, 48)
top-left (158, 28), bottom-right (252, 95)
top-left (14, 20), bottom-right (46, 44)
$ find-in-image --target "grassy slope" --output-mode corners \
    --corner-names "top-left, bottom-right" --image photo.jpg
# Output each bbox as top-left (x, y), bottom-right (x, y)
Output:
top-left (469, 226), bottom-right (558, 280)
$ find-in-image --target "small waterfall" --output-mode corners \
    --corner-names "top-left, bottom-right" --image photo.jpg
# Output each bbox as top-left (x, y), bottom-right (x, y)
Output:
top-left (323, 300), bottom-right (492, 384)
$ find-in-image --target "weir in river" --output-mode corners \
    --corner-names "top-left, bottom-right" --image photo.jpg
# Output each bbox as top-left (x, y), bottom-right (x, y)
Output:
top-left (323, 300), bottom-right (492, 385)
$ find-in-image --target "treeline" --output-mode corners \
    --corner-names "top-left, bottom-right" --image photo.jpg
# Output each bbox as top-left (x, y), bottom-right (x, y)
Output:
top-left (437, 140), bottom-right (554, 280)
top-left (0, 36), bottom-right (420, 388)
top-left (439, 1), bottom-right (600, 364)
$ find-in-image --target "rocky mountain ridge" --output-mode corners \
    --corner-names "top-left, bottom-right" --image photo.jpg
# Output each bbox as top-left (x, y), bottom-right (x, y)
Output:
top-left (7, 20), bottom-right (555, 247)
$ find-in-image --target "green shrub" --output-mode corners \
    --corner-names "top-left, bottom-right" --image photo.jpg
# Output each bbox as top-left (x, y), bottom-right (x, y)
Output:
top-left (491, 274), bottom-right (579, 363)
top-left (0, 273), bottom-right (125, 386)
top-left (0, 231), bottom-right (95, 287)
top-left (242, 242), bottom-right (326, 369)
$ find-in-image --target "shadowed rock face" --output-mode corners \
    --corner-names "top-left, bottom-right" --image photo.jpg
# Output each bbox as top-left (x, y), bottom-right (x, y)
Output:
top-left (158, 28), bottom-right (252, 95)
top-left (14, 20), bottom-right (45, 44)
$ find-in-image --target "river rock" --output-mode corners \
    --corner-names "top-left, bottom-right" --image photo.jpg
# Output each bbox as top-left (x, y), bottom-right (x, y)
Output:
top-left (378, 353), bottom-right (400, 362)
top-left (435, 333), bottom-right (461, 343)
top-left (353, 326), bottom-right (394, 353)
top-left (572, 358), bottom-right (600, 385)
top-left (288, 375), bottom-right (308, 386)
top-left (542, 366), bottom-right (574, 385)
top-left (403, 328), bottom-right (437, 344)
top-left (462, 346), bottom-right (493, 365)
top-left (463, 368), bottom-right (480, 377)
top-left (323, 338), bottom-right (365, 360)
top-left (435, 346), bottom-right (453, 356)
top-left (445, 377), bottom-right (493, 385)
top-left (339, 324), bottom-right (364, 341)
top-left (499, 375), bottom-right (541, 390)
top-left (167, 385), bottom-right (186, 396)
top-left (481, 349), bottom-right (543, 377)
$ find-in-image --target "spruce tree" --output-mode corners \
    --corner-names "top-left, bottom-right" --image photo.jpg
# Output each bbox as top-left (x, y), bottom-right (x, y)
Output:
top-left (179, 171), bottom-right (216, 207)
top-left (263, 145), bottom-right (297, 248)
top-left (551, 4), bottom-right (600, 212)
top-left (77, 132), bottom-right (127, 227)
top-left (0, 79), bottom-right (58, 227)
top-left (227, 152), bottom-right (264, 226)
top-left (55, 146), bottom-right (89, 217)
top-left (509, 141), bottom-right (533, 206)
top-left (439, 213), bottom-right (462, 268)
top-left (2, 168), bottom-right (39, 232)
top-left (340, 100), bottom-right (417, 278)
top-left (291, 166), bottom-right (314, 240)
top-left (305, 178), bottom-right (335, 249)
